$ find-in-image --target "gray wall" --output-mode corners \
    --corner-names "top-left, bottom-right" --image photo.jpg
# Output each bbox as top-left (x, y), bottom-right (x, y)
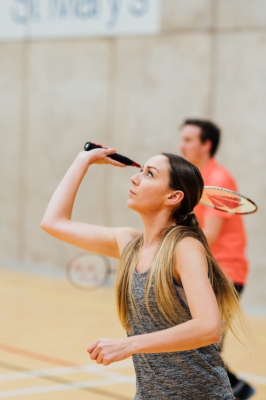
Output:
top-left (1, 0), bottom-right (266, 311)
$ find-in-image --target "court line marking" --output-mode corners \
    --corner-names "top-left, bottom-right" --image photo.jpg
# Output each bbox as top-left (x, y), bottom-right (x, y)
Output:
top-left (0, 379), bottom-right (118, 398)
top-left (0, 364), bottom-right (265, 398)
top-left (0, 343), bottom-right (77, 367)
top-left (0, 371), bottom-right (265, 399)
top-left (0, 362), bottom-right (135, 383)
top-left (239, 372), bottom-right (266, 386)
top-left (0, 343), bottom-right (133, 371)
top-left (0, 365), bottom-right (265, 386)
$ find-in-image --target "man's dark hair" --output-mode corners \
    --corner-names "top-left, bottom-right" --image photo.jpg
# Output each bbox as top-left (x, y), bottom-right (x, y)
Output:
top-left (182, 119), bottom-right (220, 157)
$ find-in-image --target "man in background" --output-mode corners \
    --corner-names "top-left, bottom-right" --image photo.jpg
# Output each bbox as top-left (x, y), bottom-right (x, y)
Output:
top-left (179, 119), bottom-right (255, 400)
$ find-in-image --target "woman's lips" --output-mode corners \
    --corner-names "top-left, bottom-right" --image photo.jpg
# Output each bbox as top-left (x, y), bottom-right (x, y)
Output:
top-left (129, 189), bottom-right (136, 195)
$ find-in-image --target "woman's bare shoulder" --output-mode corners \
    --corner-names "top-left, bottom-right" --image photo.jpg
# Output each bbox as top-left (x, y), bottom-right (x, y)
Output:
top-left (174, 236), bottom-right (207, 276)
top-left (176, 236), bottom-right (205, 254)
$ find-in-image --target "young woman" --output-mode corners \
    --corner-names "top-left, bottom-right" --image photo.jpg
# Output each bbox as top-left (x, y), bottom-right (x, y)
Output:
top-left (41, 146), bottom-right (241, 399)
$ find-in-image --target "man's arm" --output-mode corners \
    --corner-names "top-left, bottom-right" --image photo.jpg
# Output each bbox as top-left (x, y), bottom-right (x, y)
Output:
top-left (202, 215), bottom-right (224, 245)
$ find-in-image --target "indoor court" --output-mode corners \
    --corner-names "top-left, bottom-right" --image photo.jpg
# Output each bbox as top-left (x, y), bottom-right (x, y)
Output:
top-left (1, 1), bottom-right (266, 399)
top-left (0, 266), bottom-right (265, 400)
top-left (0, 267), bottom-right (135, 400)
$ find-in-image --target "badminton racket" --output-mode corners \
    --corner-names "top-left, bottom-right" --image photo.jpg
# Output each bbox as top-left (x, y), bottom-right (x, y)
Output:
top-left (200, 186), bottom-right (258, 215)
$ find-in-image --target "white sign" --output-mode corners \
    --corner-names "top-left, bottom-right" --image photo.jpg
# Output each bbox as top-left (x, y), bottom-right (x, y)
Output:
top-left (0, 0), bottom-right (161, 41)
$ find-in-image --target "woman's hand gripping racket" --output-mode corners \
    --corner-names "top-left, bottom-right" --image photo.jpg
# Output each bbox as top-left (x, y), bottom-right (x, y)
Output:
top-left (66, 252), bottom-right (117, 290)
top-left (84, 142), bottom-right (140, 167)
top-left (200, 186), bottom-right (258, 215)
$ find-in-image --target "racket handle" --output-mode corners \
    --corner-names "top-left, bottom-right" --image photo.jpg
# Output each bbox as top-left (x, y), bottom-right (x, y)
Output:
top-left (84, 142), bottom-right (140, 168)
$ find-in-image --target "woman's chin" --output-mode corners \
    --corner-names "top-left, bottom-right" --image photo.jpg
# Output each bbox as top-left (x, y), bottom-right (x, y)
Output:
top-left (126, 199), bottom-right (138, 211)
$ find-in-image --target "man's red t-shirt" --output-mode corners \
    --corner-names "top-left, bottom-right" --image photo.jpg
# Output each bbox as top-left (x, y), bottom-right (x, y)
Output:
top-left (195, 158), bottom-right (248, 284)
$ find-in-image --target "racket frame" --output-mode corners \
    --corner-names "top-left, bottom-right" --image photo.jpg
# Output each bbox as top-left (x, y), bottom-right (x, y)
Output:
top-left (200, 186), bottom-right (258, 215)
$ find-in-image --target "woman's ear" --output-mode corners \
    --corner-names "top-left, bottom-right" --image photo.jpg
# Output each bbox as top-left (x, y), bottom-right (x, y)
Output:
top-left (165, 190), bottom-right (184, 206)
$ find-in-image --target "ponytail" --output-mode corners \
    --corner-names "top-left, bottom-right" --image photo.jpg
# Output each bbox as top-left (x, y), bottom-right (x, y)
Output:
top-left (173, 211), bottom-right (199, 229)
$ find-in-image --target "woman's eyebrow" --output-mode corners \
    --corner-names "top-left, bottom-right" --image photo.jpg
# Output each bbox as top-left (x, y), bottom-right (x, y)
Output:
top-left (141, 165), bottom-right (160, 173)
top-left (146, 165), bottom-right (159, 173)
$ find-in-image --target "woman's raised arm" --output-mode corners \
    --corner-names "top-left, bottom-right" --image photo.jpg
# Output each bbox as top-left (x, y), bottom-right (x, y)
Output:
top-left (40, 148), bottom-right (141, 259)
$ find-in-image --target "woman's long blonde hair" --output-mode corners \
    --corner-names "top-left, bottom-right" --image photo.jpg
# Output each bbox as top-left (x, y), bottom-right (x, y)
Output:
top-left (115, 153), bottom-right (243, 337)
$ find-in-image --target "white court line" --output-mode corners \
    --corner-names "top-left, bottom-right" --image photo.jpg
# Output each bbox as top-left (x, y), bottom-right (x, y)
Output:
top-left (238, 372), bottom-right (266, 386)
top-left (0, 367), bottom-right (82, 382)
top-left (1, 361), bottom-right (265, 399)
top-left (0, 361), bottom-right (136, 398)
top-left (0, 360), bottom-right (135, 383)
top-left (0, 379), bottom-right (116, 398)
top-left (82, 365), bottom-right (135, 383)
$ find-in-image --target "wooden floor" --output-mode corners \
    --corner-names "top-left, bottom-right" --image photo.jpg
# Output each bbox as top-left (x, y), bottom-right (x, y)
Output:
top-left (0, 267), bottom-right (265, 399)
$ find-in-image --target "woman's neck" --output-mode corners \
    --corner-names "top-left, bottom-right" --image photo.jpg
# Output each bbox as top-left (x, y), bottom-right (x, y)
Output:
top-left (141, 212), bottom-right (176, 248)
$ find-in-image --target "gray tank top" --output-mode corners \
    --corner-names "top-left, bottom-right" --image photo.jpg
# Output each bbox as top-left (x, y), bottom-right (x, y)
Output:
top-left (127, 269), bottom-right (235, 400)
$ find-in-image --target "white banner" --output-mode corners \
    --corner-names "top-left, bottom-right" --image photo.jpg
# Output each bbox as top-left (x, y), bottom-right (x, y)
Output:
top-left (0, 0), bottom-right (161, 41)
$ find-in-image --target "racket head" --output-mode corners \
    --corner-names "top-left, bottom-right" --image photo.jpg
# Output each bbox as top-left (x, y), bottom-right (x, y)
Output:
top-left (66, 252), bottom-right (111, 290)
top-left (200, 186), bottom-right (258, 215)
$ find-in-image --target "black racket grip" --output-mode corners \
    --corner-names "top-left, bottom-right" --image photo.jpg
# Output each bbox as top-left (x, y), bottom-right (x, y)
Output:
top-left (84, 142), bottom-right (140, 168)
